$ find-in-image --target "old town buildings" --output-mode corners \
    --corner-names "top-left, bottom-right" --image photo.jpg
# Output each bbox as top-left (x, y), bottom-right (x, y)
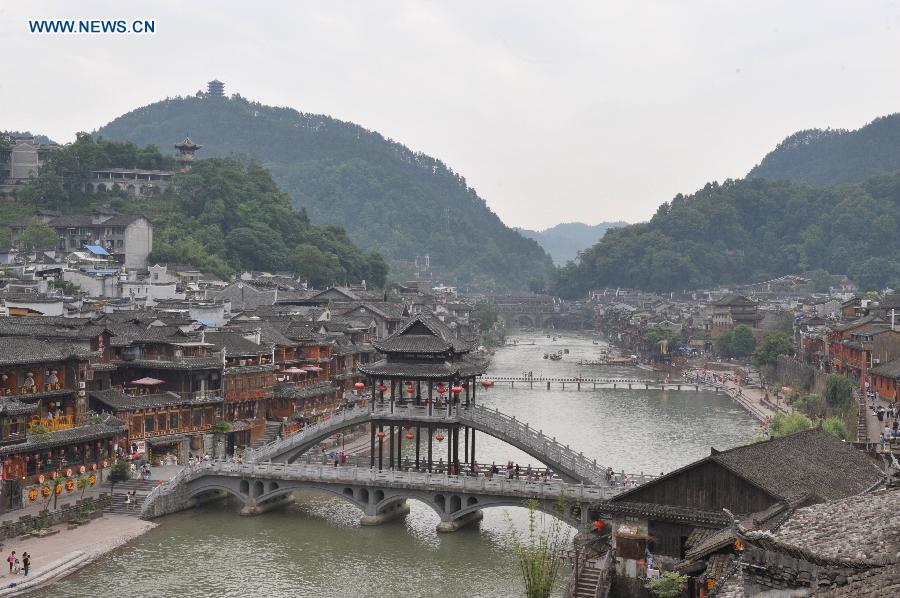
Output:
top-left (0, 269), bottom-right (481, 514)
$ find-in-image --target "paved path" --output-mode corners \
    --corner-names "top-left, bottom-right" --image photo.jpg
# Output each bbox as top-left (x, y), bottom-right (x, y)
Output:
top-left (0, 515), bottom-right (154, 595)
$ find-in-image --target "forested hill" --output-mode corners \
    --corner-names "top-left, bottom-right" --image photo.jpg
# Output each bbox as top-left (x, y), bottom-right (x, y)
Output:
top-left (553, 171), bottom-right (900, 297)
top-left (96, 94), bottom-right (553, 290)
top-left (748, 114), bottom-right (900, 185)
top-left (10, 136), bottom-right (387, 287)
top-left (517, 221), bottom-right (627, 265)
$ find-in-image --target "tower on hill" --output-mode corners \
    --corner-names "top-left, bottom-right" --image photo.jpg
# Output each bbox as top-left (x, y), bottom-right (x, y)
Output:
top-left (174, 137), bottom-right (203, 172)
top-left (207, 79), bottom-right (224, 97)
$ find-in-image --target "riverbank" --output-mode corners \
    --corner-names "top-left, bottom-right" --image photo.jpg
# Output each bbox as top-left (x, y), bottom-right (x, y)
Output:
top-left (0, 514), bottom-right (154, 596)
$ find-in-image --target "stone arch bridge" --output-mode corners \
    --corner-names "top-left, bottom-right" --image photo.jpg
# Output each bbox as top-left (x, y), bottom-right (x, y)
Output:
top-left (141, 461), bottom-right (619, 532)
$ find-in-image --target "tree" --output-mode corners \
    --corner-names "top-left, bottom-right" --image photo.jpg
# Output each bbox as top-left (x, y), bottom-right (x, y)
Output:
top-left (824, 374), bottom-right (854, 415)
top-left (528, 278), bottom-right (546, 294)
top-left (769, 411), bottom-right (814, 437)
top-left (731, 325), bottom-right (756, 358)
top-left (475, 303), bottom-right (500, 332)
top-left (646, 571), bottom-right (688, 598)
top-left (18, 218), bottom-right (58, 251)
top-left (752, 331), bottom-right (794, 368)
top-left (107, 460), bottom-right (131, 495)
top-left (506, 498), bottom-right (569, 598)
top-left (716, 330), bottom-right (734, 358)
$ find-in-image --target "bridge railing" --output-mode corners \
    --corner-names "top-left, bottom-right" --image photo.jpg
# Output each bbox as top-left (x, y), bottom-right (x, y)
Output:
top-left (460, 404), bottom-right (608, 485)
top-left (169, 460), bottom-right (619, 502)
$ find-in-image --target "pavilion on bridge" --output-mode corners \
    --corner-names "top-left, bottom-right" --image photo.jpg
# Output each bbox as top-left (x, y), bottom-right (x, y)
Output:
top-left (358, 314), bottom-right (487, 473)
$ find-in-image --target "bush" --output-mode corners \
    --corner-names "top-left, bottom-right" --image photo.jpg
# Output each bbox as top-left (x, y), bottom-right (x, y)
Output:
top-left (822, 416), bottom-right (851, 440)
top-left (646, 571), bottom-right (688, 598)
top-left (770, 411), bottom-right (814, 437)
top-left (211, 420), bottom-right (232, 433)
top-left (793, 394), bottom-right (826, 418)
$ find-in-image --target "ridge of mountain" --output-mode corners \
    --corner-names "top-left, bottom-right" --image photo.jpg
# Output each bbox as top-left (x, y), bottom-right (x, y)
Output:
top-left (96, 93), bottom-right (553, 290)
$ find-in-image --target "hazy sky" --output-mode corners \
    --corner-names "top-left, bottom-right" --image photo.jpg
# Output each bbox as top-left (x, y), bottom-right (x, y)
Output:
top-left (4, 1), bottom-right (900, 229)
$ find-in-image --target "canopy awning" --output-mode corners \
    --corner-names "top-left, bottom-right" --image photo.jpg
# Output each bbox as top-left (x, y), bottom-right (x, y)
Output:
top-left (282, 367), bottom-right (308, 374)
top-left (84, 244), bottom-right (111, 256)
top-left (304, 366), bottom-right (323, 372)
top-left (130, 377), bottom-right (165, 386)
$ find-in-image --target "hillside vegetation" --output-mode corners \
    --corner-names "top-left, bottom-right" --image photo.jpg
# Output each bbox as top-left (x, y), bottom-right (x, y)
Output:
top-left (749, 114), bottom-right (900, 185)
top-left (96, 93), bottom-right (553, 290)
top-left (518, 221), bottom-right (627, 265)
top-left (554, 171), bottom-right (900, 296)
top-left (13, 135), bottom-right (387, 286)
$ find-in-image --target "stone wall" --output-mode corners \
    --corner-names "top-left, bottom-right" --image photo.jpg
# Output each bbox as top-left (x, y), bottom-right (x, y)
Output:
top-left (775, 355), bottom-right (826, 395)
top-left (0, 495), bottom-right (110, 542)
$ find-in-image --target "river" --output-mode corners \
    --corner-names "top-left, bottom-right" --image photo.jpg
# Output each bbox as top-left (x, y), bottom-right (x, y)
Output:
top-left (37, 334), bottom-right (756, 598)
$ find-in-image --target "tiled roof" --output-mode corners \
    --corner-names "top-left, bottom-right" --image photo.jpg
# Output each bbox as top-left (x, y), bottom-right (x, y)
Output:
top-left (111, 357), bottom-right (222, 370)
top-left (769, 488), bottom-right (900, 566)
top-left (358, 356), bottom-right (487, 380)
top-left (0, 337), bottom-right (95, 366)
top-left (868, 356), bottom-right (900, 379)
top-left (811, 563), bottom-right (900, 597)
top-left (374, 314), bottom-right (471, 354)
top-left (594, 501), bottom-right (731, 527)
top-left (0, 416), bottom-right (124, 457)
top-left (709, 428), bottom-right (882, 504)
top-left (273, 381), bottom-right (336, 400)
top-left (203, 331), bottom-right (271, 356)
top-left (90, 389), bottom-right (223, 411)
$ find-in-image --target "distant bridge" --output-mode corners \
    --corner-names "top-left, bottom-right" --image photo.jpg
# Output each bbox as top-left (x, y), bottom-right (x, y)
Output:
top-left (487, 376), bottom-right (721, 393)
top-left (141, 460), bottom-right (627, 531)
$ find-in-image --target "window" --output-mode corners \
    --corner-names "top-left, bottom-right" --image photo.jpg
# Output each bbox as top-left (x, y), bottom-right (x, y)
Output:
top-left (157, 414), bottom-right (166, 431)
top-left (170, 412), bottom-right (179, 430)
top-left (193, 409), bottom-right (202, 428)
top-left (144, 415), bottom-right (155, 433)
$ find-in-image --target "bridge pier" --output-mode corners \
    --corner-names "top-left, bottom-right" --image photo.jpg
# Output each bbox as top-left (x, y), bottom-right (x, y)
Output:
top-left (437, 509), bottom-right (483, 533)
top-left (360, 499), bottom-right (410, 526)
top-left (240, 493), bottom-right (295, 516)
top-left (547, 381), bottom-right (551, 390)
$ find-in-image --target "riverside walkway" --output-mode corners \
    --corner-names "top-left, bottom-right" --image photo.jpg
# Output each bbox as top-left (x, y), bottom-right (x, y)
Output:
top-left (140, 460), bottom-right (628, 531)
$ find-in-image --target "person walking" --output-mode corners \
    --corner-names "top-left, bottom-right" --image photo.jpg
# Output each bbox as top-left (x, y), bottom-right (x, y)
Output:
top-left (21, 553), bottom-right (29, 577)
top-left (6, 551), bottom-right (15, 574)
top-left (130, 462), bottom-right (136, 479)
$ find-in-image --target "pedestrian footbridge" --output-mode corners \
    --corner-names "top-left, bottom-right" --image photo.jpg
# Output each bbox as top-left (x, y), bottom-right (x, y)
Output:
top-left (140, 460), bottom-right (629, 531)
top-left (246, 402), bottom-right (608, 485)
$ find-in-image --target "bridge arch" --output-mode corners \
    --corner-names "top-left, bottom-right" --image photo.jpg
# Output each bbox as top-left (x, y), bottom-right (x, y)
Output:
top-left (512, 313), bottom-right (536, 328)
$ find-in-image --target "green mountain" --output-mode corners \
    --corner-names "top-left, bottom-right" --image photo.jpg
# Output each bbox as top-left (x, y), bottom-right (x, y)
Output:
top-left (554, 170), bottom-right (900, 296)
top-left (517, 221), bottom-right (627, 265)
top-left (749, 114), bottom-right (900, 185)
top-left (96, 94), bottom-right (553, 291)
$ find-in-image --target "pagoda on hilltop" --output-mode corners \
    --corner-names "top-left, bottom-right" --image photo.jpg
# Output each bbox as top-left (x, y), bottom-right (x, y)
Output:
top-left (174, 137), bottom-right (203, 172)
top-left (207, 79), bottom-right (224, 97)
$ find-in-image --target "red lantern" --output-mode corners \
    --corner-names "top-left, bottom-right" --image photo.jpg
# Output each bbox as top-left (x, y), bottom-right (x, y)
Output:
top-left (406, 385), bottom-right (415, 395)
top-left (451, 386), bottom-right (463, 394)
top-left (436, 384), bottom-right (446, 395)
top-left (593, 520), bottom-right (606, 531)
top-left (405, 432), bottom-right (414, 440)
top-left (376, 384), bottom-right (388, 393)
top-left (435, 433), bottom-right (445, 442)
top-left (59, 449), bottom-right (65, 457)
top-left (376, 431), bottom-right (385, 439)
top-left (354, 382), bottom-right (365, 390)
top-left (481, 379), bottom-right (493, 388)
